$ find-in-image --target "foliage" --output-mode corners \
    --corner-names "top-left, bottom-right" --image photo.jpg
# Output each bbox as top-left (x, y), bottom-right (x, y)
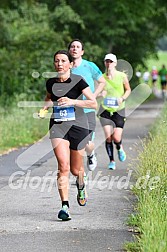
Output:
top-left (0, 1), bottom-right (84, 104)
top-left (0, 0), bottom-right (167, 105)
top-left (65, 0), bottom-right (167, 69)
top-left (158, 36), bottom-right (167, 51)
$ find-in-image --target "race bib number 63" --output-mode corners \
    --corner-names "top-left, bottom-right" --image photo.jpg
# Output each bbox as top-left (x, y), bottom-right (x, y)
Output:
top-left (53, 106), bottom-right (75, 122)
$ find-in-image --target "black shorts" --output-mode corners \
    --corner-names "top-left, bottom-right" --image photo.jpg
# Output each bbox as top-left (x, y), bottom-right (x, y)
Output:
top-left (161, 81), bottom-right (167, 87)
top-left (152, 79), bottom-right (157, 83)
top-left (49, 122), bottom-right (89, 150)
top-left (85, 112), bottom-right (96, 140)
top-left (98, 106), bottom-right (126, 128)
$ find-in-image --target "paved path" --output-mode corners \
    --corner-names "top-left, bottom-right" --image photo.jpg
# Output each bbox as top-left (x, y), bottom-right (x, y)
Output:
top-left (0, 98), bottom-right (164, 252)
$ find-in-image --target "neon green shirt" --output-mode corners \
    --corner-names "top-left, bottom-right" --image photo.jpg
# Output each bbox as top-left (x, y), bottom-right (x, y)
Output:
top-left (101, 71), bottom-right (126, 113)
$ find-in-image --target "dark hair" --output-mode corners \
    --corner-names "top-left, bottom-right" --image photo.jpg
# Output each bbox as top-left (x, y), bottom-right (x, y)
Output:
top-left (54, 50), bottom-right (73, 62)
top-left (68, 39), bottom-right (84, 50)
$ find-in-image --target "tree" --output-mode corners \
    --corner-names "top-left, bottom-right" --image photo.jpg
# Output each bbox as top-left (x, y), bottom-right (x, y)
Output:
top-left (0, 1), bottom-right (84, 103)
top-left (0, 0), bottom-right (167, 104)
top-left (65, 0), bottom-right (167, 70)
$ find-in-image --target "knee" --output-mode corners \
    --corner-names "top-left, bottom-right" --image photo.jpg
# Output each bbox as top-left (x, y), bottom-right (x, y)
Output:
top-left (71, 167), bottom-right (84, 177)
top-left (58, 161), bottom-right (70, 176)
top-left (113, 137), bottom-right (121, 143)
top-left (113, 132), bottom-right (122, 143)
top-left (106, 136), bottom-right (112, 142)
top-left (71, 168), bottom-right (79, 177)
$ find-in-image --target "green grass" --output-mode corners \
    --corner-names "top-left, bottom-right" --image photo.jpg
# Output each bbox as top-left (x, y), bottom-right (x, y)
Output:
top-left (0, 106), bottom-right (49, 154)
top-left (124, 104), bottom-right (167, 252)
top-left (146, 51), bottom-right (167, 70)
top-left (124, 50), bottom-right (167, 252)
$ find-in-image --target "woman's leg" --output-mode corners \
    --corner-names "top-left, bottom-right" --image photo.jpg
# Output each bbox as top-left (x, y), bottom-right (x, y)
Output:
top-left (70, 148), bottom-right (85, 186)
top-left (112, 127), bottom-right (123, 148)
top-left (70, 148), bottom-right (88, 206)
top-left (51, 138), bottom-right (70, 203)
top-left (112, 127), bottom-right (126, 162)
top-left (103, 124), bottom-right (114, 142)
top-left (103, 125), bottom-right (114, 161)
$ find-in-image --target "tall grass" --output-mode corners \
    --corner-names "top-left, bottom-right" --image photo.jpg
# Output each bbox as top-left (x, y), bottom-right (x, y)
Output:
top-left (0, 105), bottom-right (49, 154)
top-left (125, 104), bottom-right (167, 252)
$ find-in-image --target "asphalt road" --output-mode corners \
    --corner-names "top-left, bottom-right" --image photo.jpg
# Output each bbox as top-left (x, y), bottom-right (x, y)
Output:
top-left (0, 98), bottom-right (164, 252)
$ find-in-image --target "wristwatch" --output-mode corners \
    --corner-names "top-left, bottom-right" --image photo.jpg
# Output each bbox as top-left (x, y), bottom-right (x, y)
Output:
top-left (122, 97), bottom-right (126, 102)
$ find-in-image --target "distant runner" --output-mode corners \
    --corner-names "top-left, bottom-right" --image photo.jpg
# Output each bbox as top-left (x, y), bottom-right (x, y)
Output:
top-left (97, 53), bottom-right (131, 170)
top-left (158, 64), bottom-right (167, 100)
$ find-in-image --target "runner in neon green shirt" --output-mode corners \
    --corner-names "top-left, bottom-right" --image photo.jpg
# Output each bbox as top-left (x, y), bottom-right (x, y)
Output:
top-left (98, 53), bottom-right (131, 170)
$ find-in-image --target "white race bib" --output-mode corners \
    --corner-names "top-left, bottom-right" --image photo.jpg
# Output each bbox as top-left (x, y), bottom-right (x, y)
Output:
top-left (53, 106), bottom-right (75, 122)
top-left (103, 97), bottom-right (119, 108)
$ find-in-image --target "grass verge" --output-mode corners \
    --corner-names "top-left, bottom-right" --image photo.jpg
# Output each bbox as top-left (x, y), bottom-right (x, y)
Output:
top-left (0, 106), bottom-right (49, 154)
top-left (124, 103), bottom-right (167, 252)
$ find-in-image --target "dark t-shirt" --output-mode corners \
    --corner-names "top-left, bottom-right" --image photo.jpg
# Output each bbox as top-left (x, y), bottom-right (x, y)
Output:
top-left (46, 73), bottom-right (89, 127)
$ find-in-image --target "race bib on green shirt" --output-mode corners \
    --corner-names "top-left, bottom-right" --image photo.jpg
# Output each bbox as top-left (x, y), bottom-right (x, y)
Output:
top-left (103, 97), bottom-right (119, 108)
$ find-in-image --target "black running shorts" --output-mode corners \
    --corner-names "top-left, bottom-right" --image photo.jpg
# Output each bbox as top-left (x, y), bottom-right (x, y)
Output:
top-left (49, 120), bottom-right (89, 150)
top-left (98, 106), bottom-right (126, 128)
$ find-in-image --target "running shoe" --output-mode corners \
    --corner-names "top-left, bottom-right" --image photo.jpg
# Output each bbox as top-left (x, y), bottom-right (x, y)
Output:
top-left (76, 182), bottom-right (88, 206)
top-left (118, 148), bottom-right (126, 162)
top-left (87, 152), bottom-right (97, 171)
top-left (108, 161), bottom-right (116, 170)
top-left (58, 205), bottom-right (71, 221)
